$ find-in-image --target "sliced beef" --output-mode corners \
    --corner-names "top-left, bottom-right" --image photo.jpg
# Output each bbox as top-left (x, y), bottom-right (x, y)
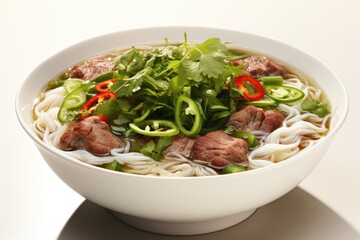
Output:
top-left (70, 56), bottom-right (116, 81)
top-left (191, 130), bottom-right (248, 167)
top-left (261, 110), bottom-right (285, 132)
top-left (163, 134), bottom-right (195, 158)
top-left (228, 106), bottom-right (284, 133)
top-left (59, 116), bottom-right (124, 155)
top-left (228, 106), bottom-right (265, 132)
top-left (238, 56), bottom-right (285, 77)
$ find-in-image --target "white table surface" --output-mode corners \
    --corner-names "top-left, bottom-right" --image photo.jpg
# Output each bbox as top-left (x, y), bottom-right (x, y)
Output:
top-left (2, 0), bottom-right (360, 239)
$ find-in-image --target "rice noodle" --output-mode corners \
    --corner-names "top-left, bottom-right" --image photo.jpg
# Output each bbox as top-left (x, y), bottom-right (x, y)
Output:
top-left (247, 75), bottom-right (330, 169)
top-left (33, 86), bottom-right (69, 148)
top-left (64, 150), bottom-right (219, 177)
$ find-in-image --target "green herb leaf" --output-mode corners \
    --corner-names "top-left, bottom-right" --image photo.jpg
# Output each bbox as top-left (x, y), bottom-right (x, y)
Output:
top-left (111, 68), bottom-right (152, 97)
top-left (140, 137), bottom-right (173, 161)
top-left (114, 47), bottom-right (147, 76)
top-left (199, 52), bottom-right (226, 79)
top-left (197, 37), bottom-right (230, 55)
top-left (160, 60), bottom-right (180, 75)
top-left (140, 140), bottom-right (156, 158)
top-left (301, 99), bottom-right (330, 118)
top-left (178, 60), bottom-right (202, 84)
top-left (156, 136), bottom-right (173, 153)
top-left (117, 98), bottom-right (131, 112)
top-left (142, 75), bottom-right (169, 91)
top-left (94, 98), bottom-right (121, 119)
top-left (113, 114), bottom-right (132, 125)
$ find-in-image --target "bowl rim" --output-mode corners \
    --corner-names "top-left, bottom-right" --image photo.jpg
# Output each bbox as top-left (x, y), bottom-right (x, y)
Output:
top-left (15, 26), bottom-right (349, 181)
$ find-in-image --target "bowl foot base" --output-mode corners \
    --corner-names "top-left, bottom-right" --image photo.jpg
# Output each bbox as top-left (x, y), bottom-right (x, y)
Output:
top-left (111, 209), bottom-right (256, 235)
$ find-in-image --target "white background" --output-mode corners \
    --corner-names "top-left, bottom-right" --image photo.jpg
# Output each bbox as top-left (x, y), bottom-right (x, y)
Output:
top-left (2, 0), bottom-right (360, 239)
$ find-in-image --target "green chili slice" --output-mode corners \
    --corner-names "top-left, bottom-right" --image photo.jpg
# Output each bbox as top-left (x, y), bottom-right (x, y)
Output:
top-left (258, 76), bottom-right (284, 86)
top-left (224, 127), bottom-right (259, 148)
top-left (133, 108), bottom-right (151, 123)
top-left (232, 131), bottom-right (259, 148)
top-left (58, 84), bottom-right (95, 123)
top-left (265, 85), bottom-right (304, 103)
top-left (129, 120), bottom-right (179, 137)
top-left (242, 95), bottom-right (278, 107)
top-left (63, 78), bottom-right (84, 93)
top-left (175, 95), bottom-right (203, 137)
top-left (223, 163), bottom-right (247, 174)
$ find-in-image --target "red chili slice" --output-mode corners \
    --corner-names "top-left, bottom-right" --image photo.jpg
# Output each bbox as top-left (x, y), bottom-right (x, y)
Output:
top-left (95, 79), bottom-right (117, 93)
top-left (80, 91), bottom-right (117, 120)
top-left (234, 75), bottom-right (265, 101)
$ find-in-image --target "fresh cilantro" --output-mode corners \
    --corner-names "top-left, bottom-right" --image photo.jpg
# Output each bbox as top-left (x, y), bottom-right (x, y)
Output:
top-left (133, 88), bottom-right (167, 99)
top-left (109, 98), bottom-right (137, 136)
top-left (110, 68), bottom-right (150, 97)
top-left (178, 60), bottom-right (202, 85)
top-left (196, 37), bottom-right (231, 55)
top-left (113, 114), bottom-right (132, 125)
top-left (156, 59), bottom-right (180, 78)
top-left (117, 98), bottom-right (132, 112)
top-left (114, 47), bottom-right (148, 76)
top-left (111, 113), bottom-right (135, 138)
top-left (142, 75), bottom-right (169, 91)
top-left (198, 52), bottom-right (226, 79)
top-left (140, 137), bottom-right (173, 161)
top-left (140, 141), bottom-right (156, 159)
top-left (301, 99), bottom-right (330, 118)
top-left (94, 98), bottom-right (121, 120)
top-left (78, 35), bottom-right (248, 139)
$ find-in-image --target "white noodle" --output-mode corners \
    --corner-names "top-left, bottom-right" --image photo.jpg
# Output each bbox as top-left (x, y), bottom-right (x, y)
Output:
top-left (34, 87), bottom-right (66, 118)
top-left (33, 86), bottom-right (69, 148)
top-left (247, 75), bottom-right (330, 169)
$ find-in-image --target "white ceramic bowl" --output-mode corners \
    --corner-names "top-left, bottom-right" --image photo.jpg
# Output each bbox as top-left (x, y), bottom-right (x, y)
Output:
top-left (16, 27), bottom-right (348, 235)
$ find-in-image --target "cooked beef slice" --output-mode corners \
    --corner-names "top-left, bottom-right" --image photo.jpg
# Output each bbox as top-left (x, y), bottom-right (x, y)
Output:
top-left (60, 116), bottom-right (124, 155)
top-left (228, 106), bottom-right (284, 133)
top-left (163, 134), bottom-right (196, 158)
top-left (70, 56), bottom-right (116, 81)
top-left (238, 55), bottom-right (284, 77)
top-left (191, 130), bottom-right (248, 167)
